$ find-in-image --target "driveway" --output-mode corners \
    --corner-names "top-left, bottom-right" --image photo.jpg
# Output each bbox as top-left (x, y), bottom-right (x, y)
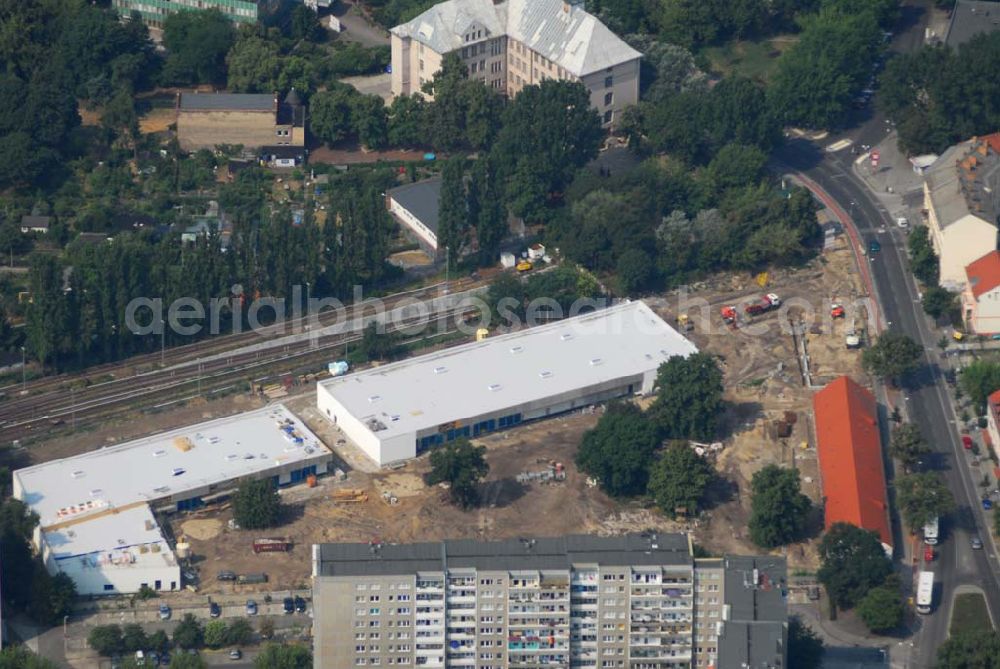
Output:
top-left (331, 0), bottom-right (390, 48)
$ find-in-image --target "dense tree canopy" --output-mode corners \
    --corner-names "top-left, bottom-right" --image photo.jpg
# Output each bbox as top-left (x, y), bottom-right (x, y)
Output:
top-left (232, 479), bottom-right (283, 530)
top-left (862, 331), bottom-right (923, 381)
top-left (817, 523), bottom-right (893, 610)
top-left (426, 438), bottom-right (489, 509)
top-left (788, 618), bottom-right (825, 669)
top-left (889, 423), bottom-right (931, 470)
top-left (648, 353), bottom-right (725, 441)
top-left (576, 402), bottom-right (661, 497)
top-left (254, 643), bottom-right (313, 669)
top-left (647, 442), bottom-right (716, 516)
top-left (161, 10), bottom-right (235, 85)
top-left (960, 360), bottom-right (1000, 415)
top-left (856, 585), bottom-right (904, 634)
top-left (936, 630), bottom-right (1000, 668)
top-left (0, 646), bottom-right (57, 669)
top-left (748, 465), bottom-right (812, 548)
top-left (895, 472), bottom-right (954, 530)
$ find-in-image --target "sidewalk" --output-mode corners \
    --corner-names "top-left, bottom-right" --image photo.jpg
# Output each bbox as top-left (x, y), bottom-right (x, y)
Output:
top-left (851, 131), bottom-right (926, 226)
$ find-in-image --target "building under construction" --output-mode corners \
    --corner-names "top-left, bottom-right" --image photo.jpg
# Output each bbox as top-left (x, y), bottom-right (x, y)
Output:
top-left (12, 405), bottom-right (332, 596)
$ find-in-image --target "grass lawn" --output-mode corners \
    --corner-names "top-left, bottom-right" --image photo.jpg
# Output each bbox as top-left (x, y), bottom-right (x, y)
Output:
top-left (701, 35), bottom-right (798, 83)
top-left (950, 593), bottom-right (994, 635)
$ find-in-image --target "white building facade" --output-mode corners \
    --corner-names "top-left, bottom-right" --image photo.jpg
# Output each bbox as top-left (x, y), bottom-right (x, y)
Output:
top-left (316, 301), bottom-right (697, 465)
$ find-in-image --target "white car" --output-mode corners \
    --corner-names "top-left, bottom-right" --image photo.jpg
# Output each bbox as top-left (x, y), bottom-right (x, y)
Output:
top-left (896, 216), bottom-right (908, 228)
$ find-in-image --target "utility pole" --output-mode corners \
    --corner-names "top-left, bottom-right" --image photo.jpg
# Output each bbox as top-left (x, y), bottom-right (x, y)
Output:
top-left (20, 346), bottom-right (26, 394)
top-left (160, 318), bottom-right (165, 366)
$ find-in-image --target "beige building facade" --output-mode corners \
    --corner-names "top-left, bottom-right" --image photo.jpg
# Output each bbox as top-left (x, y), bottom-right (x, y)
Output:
top-left (390, 0), bottom-right (641, 126)
top-left (312, 536), bottom-right (787, 669)
top-left (923, 134), bottom-right (1000, 290)
top-left (176, 91), bottom-right (305, 152)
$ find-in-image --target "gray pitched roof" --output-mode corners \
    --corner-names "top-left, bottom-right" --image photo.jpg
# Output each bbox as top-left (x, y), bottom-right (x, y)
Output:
top-left (925, 135), bottom-right (1000, 230)
top-left (316, 533), bottom-right (693, 578)
top-left (945, 0), bottom-right (1000, 49)
top-left (20, 215), bottom-right (51, 230)
top-left (179, 93), bottom-right (275, 112)
top-left (391, 0), bottom-right (640, 77)
top-left (388, 177), bottom-right (443, 234)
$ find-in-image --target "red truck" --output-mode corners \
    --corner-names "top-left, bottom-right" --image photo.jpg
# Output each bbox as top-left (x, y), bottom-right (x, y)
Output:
top-left (253, 538), bottom-right (293, 554)
top-left (744, 293), bottom-right (782, 316)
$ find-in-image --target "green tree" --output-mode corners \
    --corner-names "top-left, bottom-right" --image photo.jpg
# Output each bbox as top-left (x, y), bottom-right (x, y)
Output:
top-left (121, 623), bottom-right (148, 653)
top-left (359, 321), bottom-right (400, 361)
top-left (28, 568), bottom-right (76, 625)
top-left (161, 10), bottom-right (235, 85)
top-left (492, 80), bottom-right (603, 216)
top-left (895, 472), bottom-right (954, 530)
top-left (788, 618), bottom-right (824, 669)
top-left (204, 619), bottom-right (228, 649)
top-left (861, 330), bottom-right (923, 381)
top-left (232, 478), bottom-right (282, 530)
top-left (576, 402), bottom-right (661, 497)
top-left (423, 54), bottom-right (469, 151)
top-left (616, 248), bottom-right (655, 294)
top-left (706, 143), bottom-right (768, 191)
top-left (907, 226), bottom-right (939, 286)
top-left (0, 498), bottom-right (40, 611)
top-left (426, 438), bottom-right (489, 509)
top-left (922, 286), bottom-right (958, 321)
top-left (647, 442), bottom-right (716, 517)
top-left (310, 85), bottom-right (358, 146)
top-left (959, 359), bottom-right (1000, 413)
top-left (438, 156), bottom-right (468, 260)
top-left (0, 645), bottom-right (57, 669)
top-left (226, 37), bottom-right (281, 93)
top-left (173, 613), bottom-right (205, 650)
top-left (88, 625), bottom-right (125, 656)
top-left (889, 423), bottom-right (931, 470)
top-left (387, 94), bottom-right (427, 147)
top-left (254, 643), bottom-right (312, 668)
top-left (748, 465), bottom-right (812, 548)
top-left (817, 522), bottom-right (892, 610)
top-left (769, 6), bottom-right (882, 129)
top-left (148, 630), bottom-right (170, 654)
top-left (226, 618), bottom-right (255, 646)
top-left (856, 585), bottom-right (904, 634)
top-left (648, 353), bottom-right (725, 441)
top-left (290, 4), bottom-right (323, 41)
top-left (472, 157), bottom-right (507, 266)
top-left (936, 630), bottom-right (1000, 668)
top-left (350, 95), bottom-right (388, 150)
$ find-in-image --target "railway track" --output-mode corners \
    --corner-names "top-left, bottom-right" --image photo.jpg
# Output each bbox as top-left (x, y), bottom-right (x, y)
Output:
top-left (0, 278), bottom-right (482, 419)
top-left (0, 304), bottom-right (477, 443)
top-left (0, 278), bottom-right (479, 401)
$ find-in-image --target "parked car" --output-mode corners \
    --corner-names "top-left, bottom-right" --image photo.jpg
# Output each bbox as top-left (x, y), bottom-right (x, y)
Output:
top-left (217, 570), bottom-right (237, 582)
top-left (158, 604), bottom-right (171, 620)
top-left (246, 599), bottom-right (258, 616)
top-left (159, 653), bottom-right (170, 666)
top-left (972, 535), bottom-right (984, 550)
top-left (229, 649), bottom-right (243, 660)
top-left (807, 586), bottom-right (820, 601)
top-left (283, 597), bottom-right (295, 614)
top-left (924, 545), bottom-right (935, 562)
top-left (983, 498), bottom-right (993, 510)
top-left (209, 602), bottom-right (222, 618)
top-left (294, 596), bottom-right (307, 613)
top-left (868, 238), bottom-right (881, 255)
top-left (962, 435), bottom-right (974, 449)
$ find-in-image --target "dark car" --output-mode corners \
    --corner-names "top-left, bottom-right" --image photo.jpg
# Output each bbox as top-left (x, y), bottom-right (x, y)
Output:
top-left (209, 602), bottom-right (222, 618)
top-left (294, 596), bottom-right (307, 613)
top-left (984, 497), bottom-right (994, 511)
top-left (868, 238), bottom-right (881, 255)
top-left (283, 597), bottom-right (295, 614)
top-left (159, 653), bottom-right (170, 666)
top-left (217, 570), bottom-right (237, 582)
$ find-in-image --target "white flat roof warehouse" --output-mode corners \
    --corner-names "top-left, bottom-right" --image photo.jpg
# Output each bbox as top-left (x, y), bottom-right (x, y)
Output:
top-left (14, 405), bottom-right (330, 527)
top-left (317, 301), bottom-right (695, 463)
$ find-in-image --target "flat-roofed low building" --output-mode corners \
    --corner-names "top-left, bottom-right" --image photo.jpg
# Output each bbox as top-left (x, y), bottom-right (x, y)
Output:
top-left (386, 177), bottom-right (443, 256)
top-left (13, 405), bottom-right (333, 595)
top-left (311, 534), bottom-right (788, 669)
top-left (316, 300), bottom-right (697, 465)
top-left (176, 90), bottom-right (305, 152)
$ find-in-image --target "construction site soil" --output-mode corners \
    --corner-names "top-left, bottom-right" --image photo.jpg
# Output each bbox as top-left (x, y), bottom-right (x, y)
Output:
top-left (14, 235), bottom-right (869, 591)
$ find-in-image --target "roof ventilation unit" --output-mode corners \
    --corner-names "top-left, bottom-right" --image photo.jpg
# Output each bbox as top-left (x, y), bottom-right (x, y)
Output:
top-left (510, 346), bottom-right (523, 354)
top-left (433, 366), bottom-right (447, 374)
top-left (539, 370), bottom-right (553, 379)
top-left (590, 358), bottom-right (603, 366)
top-left (71, 470), bottom-right (85, 479)
top-left (560, 333), bottom-right (573, 341)
top-left (368, 395), bottom-right (381, 403)
top-left (488, 384), bottom-right (502, 391)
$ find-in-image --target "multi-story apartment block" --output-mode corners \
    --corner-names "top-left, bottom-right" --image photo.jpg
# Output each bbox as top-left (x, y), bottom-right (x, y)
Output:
top-left (312, 535), bottom-right (788, 669)
top-left (114, 0), bottom-right (265, 28)
top-left (389, 0), bottom-right (641, 126)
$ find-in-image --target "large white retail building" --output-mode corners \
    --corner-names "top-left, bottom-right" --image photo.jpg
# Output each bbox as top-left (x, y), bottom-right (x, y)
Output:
top-left (316, 300), bottom-right (696, 465)
top-left (12, 405), bottom-right (333, 596)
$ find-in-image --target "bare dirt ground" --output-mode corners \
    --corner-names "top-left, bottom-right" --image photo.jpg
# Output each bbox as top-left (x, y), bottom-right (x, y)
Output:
top-left (139, 107), bottom-right (176, 135)
top-left (309, 141), bottom-right (431, 164)
top-left (652, 237), bottom-right (870, 571)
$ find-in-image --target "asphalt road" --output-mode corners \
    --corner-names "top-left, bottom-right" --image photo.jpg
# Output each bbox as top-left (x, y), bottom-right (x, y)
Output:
top-left (776, 137), bottom-right (1000, 664)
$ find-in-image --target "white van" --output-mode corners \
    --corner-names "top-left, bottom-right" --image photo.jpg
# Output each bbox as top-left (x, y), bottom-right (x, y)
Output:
top-left (923, 516), bottom-right (939, 545)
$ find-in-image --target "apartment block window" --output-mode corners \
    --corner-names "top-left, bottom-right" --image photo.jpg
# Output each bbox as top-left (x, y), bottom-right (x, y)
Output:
top-left (605, 75), bottom-right (613, 88)
top-left (604, 92), bottom-right (613, 106)
top-left (603, 111), bottom-right (613, 124)
top-left (356, 609), bottom-right (367, 616)
top-left (370, 596), bottom-right (380, 602)
top-left (370, 608), bottom-right (380, 615)
top-left (462, 47), bottom-right (468, 58)
top-left (355, 646), bottom-right (366, 652)
top-left (419, 59), bottom-right (424, 72)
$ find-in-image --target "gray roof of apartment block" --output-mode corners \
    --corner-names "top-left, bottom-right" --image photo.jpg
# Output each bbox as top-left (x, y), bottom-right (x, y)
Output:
top-left (388, 177), bottom-right (442, 235)
top-left (945, 0), bottom-right (1000, 49)
top-left (316, 533), bottom-right (693, 577)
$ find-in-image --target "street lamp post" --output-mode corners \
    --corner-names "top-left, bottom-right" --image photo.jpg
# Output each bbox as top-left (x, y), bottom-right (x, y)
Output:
top-left (444, 245), bottom-right (450, 297)
top-left (20, 346), bottom-right (26, 394)
top-left (160, 318), bottom-right (165, 366)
